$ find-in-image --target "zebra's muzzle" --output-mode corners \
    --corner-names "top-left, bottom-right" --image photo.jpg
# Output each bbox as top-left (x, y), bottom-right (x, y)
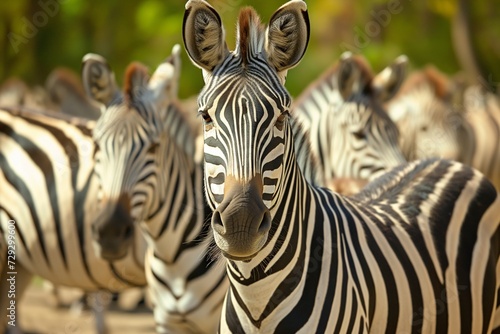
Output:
top-left (91, 193), bottom-right (134, 261)
top-left (211, 175), bottom-right (271, 260)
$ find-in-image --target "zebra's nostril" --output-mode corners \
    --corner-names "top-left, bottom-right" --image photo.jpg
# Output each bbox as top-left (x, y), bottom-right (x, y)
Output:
top-left (123, 225), bottom-right (133, 239)
top-left (212, 211), bottom-right (225, 235)
top-left (258, 211), bottom-right (271, 234)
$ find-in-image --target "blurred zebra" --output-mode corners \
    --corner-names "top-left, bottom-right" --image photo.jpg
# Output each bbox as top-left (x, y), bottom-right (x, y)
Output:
top-left (0, 69), bottom-right (101, 120)
top-left (82, 45), bottom-right (228, 333)
top-left (0, 77), bottom-right (55, 111)
top-left (291, 52), bottom-right (407, 193)
top-left (0, 55), bottom-right (191, 332)
top-left (45, 67), bottom-right (102, 120)
top-left (183, 1), bottom-right (500, 332)
top-left (460, 85), bottom-right (500, 189)
top-left (387, 66), bottom-right (500, 189)
top-left (11, 67), bottom-right (143, 315)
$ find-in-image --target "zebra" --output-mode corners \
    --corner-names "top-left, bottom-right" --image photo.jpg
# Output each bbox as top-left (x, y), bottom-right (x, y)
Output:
top-left (291, 51), bottom-right (407, 192)
top-left (0, 69), bottom-right (101, 120)
top-left (0, 54), bottom-right (188, 332)
top-left (0, 77), bottom-right (54, 112)
top-left (0, 109), bottom-right (147, 334)
top-left (183, 0), bottom-right (500, 332)
top-left (83, 45), bottom-right (229, 333)
top-left (387, 66), bottom-right (500, 190)
top-left (45, 67), bottom-right (102, 120)
top-left (460, 85), bottom-right (500, 189)
top-left (29, 67), bottom-right (114, 312)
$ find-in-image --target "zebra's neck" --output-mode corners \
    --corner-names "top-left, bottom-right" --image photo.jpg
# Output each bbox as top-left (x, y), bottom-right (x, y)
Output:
top-left (224, 130), bottom-right (339, 328)
top-left (141, 102), bottom-right (207, 262)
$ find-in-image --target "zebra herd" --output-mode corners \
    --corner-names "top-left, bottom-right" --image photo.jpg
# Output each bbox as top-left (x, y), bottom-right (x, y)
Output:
top-left (1, 0), bottom-right (499, 333)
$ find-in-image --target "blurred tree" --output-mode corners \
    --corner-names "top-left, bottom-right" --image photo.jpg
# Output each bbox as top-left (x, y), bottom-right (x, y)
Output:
top-left (0, 0), bottom-right (498, 100)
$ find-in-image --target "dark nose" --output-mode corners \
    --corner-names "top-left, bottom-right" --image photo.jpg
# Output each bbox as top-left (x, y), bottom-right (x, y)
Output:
top-left (211, 175), bottom-right (271, 260)
top-left (212, 206), bottom-right (271, 238)
top-left (92, 193), bottom-right (134, 260)
top-left (93, 194), bottom-right (133, 239)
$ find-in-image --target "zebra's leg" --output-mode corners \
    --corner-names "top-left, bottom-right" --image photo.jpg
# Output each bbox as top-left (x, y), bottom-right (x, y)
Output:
top-left (87, 291), bottom-right (112, 334)
top-left (0, 263), bottom-right (33, 334)
top-left (116, 287), bottom-right (146, 311)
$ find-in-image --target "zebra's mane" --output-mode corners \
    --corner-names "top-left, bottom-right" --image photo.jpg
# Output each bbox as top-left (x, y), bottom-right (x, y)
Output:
top-left (350, 158), bottom-right (441, 204)
top-left (291, 62), bottom-right (340, 108)
top-left (293, 54), bottom-right (376, 108)
top-left (123, 62), bottom-right (150, 105)
top-left (236, 7), bottom-right (265, 66)
top-left (396, 66), bottom-right (451, 100)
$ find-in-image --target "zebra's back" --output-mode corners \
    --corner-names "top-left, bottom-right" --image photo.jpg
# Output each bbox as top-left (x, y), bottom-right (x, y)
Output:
top-left (339, 158), bottom-right (500, 333)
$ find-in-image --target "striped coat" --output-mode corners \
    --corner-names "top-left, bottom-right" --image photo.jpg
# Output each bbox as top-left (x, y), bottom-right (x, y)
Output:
top-left (183, 0), bottom-right (500, 332)
top-left (292, 52), bottom-right (407, 187)
top-left (82, 46), bottom-right (228, 333)
top-left (387, 66), bottom-right (500, 190)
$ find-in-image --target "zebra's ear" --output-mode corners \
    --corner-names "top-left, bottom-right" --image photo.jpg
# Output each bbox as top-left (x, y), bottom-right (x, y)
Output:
top-left (82, 53), bottom-right (121, 107)
top-left (46, 67), bottom-right (102, 120)
top-left (371, 55), bottom-right (408, 102)
top-left (265, 0), bottom-right (310, 77)
top-left (337, 52), bottom-right (362, 100)
top-left (148, 44), bottom-right (182, 102)
top-left (183, 0), bottom-right (228, 75)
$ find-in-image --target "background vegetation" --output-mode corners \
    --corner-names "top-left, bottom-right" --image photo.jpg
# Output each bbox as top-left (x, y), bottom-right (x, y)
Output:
top-left (0, 0), bottom-right (498, 99)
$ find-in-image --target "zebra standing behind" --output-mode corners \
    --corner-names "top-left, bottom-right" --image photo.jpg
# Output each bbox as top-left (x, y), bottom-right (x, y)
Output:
top-left (45, 67), bottom-right (102, 120)
top-left (0, 107), bottom-right (147, 333)
top-left (387, 66), bottom-right (500, 190)
top-left (183, 0), bottom-right (500, 332)
top-left (0, 51), bottom-right (201, 332)
top-left (83, 45), bottom-right (228, 333)
top-left (292, 51), bottom-right (407, 188)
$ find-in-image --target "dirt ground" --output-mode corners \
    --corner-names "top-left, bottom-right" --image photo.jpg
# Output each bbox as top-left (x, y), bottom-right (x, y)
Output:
top-left (14, 281), bottom-right (156, 334)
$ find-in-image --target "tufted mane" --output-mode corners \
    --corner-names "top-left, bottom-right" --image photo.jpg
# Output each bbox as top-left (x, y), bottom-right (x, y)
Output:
top-left (237, 7), bottom-right (264, 66)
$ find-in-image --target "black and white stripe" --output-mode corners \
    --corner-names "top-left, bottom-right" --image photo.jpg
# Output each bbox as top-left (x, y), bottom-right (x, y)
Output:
top-left (0, 106), bottom-right (147, 331)
top-left (292, 52), bottom-right (407, 184)
top-left (83, 45), bottom-right (228, 333)
top-left (183, 1), bottom-right (500, 332)
top-left (387, 67), bottom-right (500, 190)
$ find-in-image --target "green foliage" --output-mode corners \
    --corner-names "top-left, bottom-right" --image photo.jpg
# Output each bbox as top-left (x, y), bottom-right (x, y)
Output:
top-left (0, 0), bottom-right (498, 100)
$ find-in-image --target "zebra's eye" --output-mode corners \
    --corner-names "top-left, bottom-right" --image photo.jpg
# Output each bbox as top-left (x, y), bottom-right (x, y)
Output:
top-left (147, 142), bottom-right (160, 154)
top-left (352, 129), bottom-right (366, 140)
top-left (275, 111), bottom-right (288, 130)
top-left (198, 110), bottom-right (214, 130)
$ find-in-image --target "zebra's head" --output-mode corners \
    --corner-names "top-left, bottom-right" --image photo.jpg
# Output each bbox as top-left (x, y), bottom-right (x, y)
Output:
top-left (82, 46), bottom-right (181, 260)
top-left (183, 0), bottom-right (309, 260)
top-left (326, 53), bottom-right (407, 180)
top-left (387, 66), bottom-right (466, 161)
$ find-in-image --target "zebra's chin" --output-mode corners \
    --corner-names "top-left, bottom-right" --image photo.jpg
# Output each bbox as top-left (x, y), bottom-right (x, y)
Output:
top-left (213, 231), bottom-right (268, 262)
top-left (220, 250), bottom-right (260, 262)
top-left (92, 240), bottom-right (129, 261)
